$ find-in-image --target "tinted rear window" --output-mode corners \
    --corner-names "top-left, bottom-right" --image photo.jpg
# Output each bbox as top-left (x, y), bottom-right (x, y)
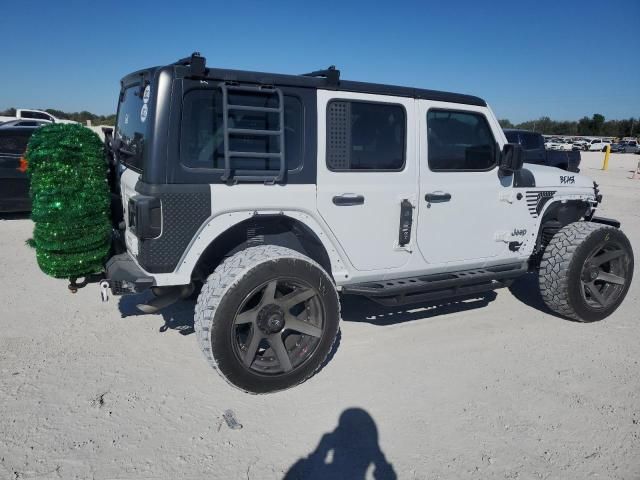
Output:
top-left (326, 100), bottom-right (406, 171)
top-left (21, 111), bottom-right (51, 121)
top-left (115, 85), bottom-right (148, 171)
top-left (0, 131), bottom-right (32, 155)
top-left (504, 131), bottom-right (519, 143)
top-left (521, 133), bottom-right (543, 150)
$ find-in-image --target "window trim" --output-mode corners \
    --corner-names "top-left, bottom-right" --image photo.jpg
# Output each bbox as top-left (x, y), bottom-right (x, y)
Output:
top-left (178, 86), bottom-right (306, 175)
top-left (325, 99), bottom-right (407, 173)
top-left (426, 107), bottom-right (499, 173)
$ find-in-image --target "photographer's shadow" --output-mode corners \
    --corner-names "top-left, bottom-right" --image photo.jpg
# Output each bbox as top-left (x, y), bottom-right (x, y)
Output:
top-left (284, 408), bottom-right (397, 480)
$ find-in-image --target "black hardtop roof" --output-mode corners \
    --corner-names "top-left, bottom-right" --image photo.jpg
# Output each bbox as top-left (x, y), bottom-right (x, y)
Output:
top-left (122, 54), bottom-right (487, 107)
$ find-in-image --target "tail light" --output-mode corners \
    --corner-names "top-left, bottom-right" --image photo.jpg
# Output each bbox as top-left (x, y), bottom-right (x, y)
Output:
top-left (128, 195), bottom-right (161, 239)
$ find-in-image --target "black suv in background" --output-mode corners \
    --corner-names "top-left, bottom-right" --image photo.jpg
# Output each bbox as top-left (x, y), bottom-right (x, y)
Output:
top-left (0, 124), bottom-right (39, 212)
top-left (504, 129), bottom-right (581, 172)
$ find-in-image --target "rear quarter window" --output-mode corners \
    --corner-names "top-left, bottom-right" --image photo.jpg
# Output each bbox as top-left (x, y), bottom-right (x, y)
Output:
top-left (179, 89), bottom-right (303, 172)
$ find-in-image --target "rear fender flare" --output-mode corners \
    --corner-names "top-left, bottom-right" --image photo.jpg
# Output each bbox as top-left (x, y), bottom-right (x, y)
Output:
top-left (150, 211), bottom-right (350, 287)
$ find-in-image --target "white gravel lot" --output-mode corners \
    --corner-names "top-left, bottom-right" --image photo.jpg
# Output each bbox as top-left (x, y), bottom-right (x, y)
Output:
top-left (1, 152), bottom-right (639, 480)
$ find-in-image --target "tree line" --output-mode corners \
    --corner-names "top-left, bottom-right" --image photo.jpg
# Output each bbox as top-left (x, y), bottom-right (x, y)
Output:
top-left (0, 107), bottom-right (117, 126)
top-left (499, 114), bottom-right (638, 138)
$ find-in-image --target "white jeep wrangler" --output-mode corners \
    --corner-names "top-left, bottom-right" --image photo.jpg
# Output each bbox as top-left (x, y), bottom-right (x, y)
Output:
top-left (104, 53), bottom-right (634, 393)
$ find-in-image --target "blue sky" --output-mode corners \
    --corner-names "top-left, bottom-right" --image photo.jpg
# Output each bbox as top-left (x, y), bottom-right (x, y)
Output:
top-left (1, 0), bottom-right (638, 123)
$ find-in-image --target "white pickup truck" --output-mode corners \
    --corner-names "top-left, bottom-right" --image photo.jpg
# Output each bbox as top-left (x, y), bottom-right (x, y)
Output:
top-left (0, 109), bottom-right (76, 125)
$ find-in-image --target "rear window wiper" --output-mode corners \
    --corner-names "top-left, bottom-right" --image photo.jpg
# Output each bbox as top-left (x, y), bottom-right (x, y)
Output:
top-left (108, 137), bottom-right (135, 157)
top-left (117, 146), bottom-right (136, 157)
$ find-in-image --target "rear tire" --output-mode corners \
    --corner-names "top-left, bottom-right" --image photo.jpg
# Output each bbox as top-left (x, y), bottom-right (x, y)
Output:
top-left (538, 222), bottom-right (633, 322)
top-left (194, 245), bottom-right (340, 394)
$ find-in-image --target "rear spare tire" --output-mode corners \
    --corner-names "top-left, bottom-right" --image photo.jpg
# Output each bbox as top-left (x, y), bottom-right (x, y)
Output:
top-left (194, 245), bottom-right (340, 394)
top-left (538, 222), bottom-right (633, 322)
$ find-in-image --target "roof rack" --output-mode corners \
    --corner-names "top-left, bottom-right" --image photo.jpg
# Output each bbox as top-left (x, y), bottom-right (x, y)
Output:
top-left (301, 65), bottom-right (340, 88)
top-left (174, 52), bottom-right (207, 77)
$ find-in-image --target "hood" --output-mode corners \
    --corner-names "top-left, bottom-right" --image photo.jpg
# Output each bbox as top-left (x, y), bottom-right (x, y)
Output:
top-left (524, 163), bottom-right (594, 189)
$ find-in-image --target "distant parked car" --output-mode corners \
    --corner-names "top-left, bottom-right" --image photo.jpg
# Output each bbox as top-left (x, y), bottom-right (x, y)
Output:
top-left (504, 129), bottom-right (580, 171)
top-left (587, 139), bottom-right (611, 152)
top-left (0, 124), bottom-right (40, 212)
top-left (0, 119), bottom-right (50, 128)
top-left (544, 137), bottom-right (562, 150)
top-left (558, 139), bottom-right (578, 151)
top-left (610, 141), bottom-right (624, 153)
top-left (572, 138), bottom-right (589, 150)
top-left (0, 108), bottom-right (77, 125)
top-left (619, 140), bottom-right (639, 154)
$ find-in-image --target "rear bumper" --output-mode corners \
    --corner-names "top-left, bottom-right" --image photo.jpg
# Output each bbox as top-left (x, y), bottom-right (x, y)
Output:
top-left (105, 252), bottom-right (154, 295)
top-left (0, 179), bottom-right (30, 212)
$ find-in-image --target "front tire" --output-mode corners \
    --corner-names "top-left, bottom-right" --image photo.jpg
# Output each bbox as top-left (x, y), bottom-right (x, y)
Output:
top-left (194, 245), bottom-right (340, 394)
top-left (538, 222), bottom-right (634, 322)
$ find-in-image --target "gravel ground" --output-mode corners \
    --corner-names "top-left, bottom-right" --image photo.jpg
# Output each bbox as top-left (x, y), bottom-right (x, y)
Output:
top-left (1, 152), bottom-right (639, 480)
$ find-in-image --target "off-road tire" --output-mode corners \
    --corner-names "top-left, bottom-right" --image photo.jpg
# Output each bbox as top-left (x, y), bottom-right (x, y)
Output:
top-left (538, 221), bottom-right (633, 322)
top-left (194, 245), bottom-right (340, 394)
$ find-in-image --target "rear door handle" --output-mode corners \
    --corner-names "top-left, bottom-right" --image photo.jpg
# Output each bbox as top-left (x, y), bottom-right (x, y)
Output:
top-left (424, 192), bottom-right (451, 203)
top-left (333, 194), bottom-right (365, 206)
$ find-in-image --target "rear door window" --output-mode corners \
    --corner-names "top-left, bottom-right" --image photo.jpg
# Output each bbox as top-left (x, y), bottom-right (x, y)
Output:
top-left (20, 111), bottom-right (51, 121)
top-left (326, 100), bottom-right (406, 171)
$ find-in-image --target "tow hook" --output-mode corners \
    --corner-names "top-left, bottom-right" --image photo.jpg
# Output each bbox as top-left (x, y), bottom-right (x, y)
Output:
top-left (99, 280), bottom-right (110, 302)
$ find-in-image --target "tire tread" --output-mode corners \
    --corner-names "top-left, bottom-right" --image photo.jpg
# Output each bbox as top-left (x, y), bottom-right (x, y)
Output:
top-left (194, 245), bottom-right (339, 394)
top-left (538, 221), bottom-right (614, 321)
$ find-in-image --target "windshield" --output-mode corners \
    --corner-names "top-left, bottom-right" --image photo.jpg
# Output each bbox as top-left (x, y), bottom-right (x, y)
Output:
top-left (115, 85), bottom-right (148, 171)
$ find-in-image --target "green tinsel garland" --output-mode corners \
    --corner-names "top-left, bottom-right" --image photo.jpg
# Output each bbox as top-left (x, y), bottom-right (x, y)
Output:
top-left (27, 123), bottom-right (111, 279)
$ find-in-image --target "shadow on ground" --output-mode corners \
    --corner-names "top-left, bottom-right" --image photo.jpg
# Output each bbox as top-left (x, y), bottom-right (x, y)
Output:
top-left (284, 408), bottom-right (397, 480)
top-left (118, 293), bottom-right (196, 335)
top-left (0, 212), bottom-right (31, 221)
top-left (118, 289), bottom-right (503, 334)
top-left (340, 291), bottom-right (498, 326)
top-left (117, 272), bottom-right (564, 336)
top-left (508, 272), bottom-right (557, 316)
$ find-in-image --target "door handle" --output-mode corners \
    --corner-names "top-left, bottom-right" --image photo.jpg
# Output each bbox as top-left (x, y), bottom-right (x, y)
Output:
top-left (424, 192), bottom-right (451, 203)
top-left (332, 194), bottom-right (365, 206)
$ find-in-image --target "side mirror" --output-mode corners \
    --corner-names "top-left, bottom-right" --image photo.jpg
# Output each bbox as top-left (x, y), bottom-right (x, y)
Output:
top-left (500, 143), bottom-right (525, 174)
